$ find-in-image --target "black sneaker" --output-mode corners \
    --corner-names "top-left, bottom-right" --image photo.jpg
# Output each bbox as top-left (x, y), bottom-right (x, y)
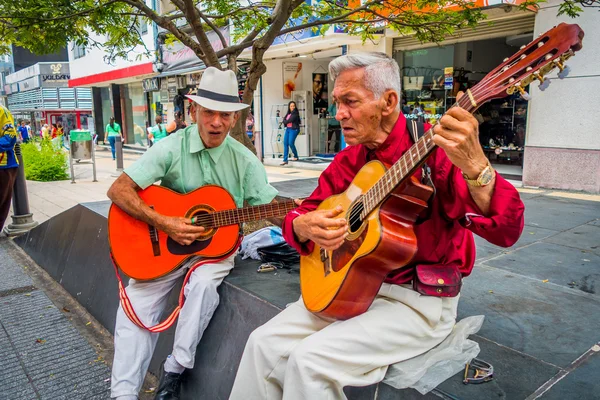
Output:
top-left (154, 368), bottom-right (182, 400)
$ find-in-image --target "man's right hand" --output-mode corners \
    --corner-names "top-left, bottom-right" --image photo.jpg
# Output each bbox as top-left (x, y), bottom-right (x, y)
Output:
top-left (292, 205), bottom-right (348, 251)
top-left (159, 216), bottom-right (206, 246)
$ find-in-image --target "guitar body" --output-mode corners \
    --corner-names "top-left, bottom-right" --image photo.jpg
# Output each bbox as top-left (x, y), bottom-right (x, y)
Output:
top-left (108, 185), bottom-right (240, 280)
top-left (301, 161), bottom-right (433, 320)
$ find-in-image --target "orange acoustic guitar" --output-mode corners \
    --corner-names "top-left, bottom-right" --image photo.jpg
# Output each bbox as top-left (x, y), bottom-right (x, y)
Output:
top-left (301, 23), bottom-right (584, 320)
top-left (108, 185), bottom-right (295, 280)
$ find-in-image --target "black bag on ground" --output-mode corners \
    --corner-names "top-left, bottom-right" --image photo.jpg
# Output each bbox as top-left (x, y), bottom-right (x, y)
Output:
top-left (257, 241), bottom-right (300, 269)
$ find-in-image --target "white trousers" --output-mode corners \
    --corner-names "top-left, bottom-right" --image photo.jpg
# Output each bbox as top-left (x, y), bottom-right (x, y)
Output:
top-left (111, 255), bottom-right (236, 399)
top-left (230, 283), bottom-right (459, 400)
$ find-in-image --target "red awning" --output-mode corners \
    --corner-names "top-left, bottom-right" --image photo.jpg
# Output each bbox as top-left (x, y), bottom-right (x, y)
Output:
top-left (68, 63), bottom-right (154, 87)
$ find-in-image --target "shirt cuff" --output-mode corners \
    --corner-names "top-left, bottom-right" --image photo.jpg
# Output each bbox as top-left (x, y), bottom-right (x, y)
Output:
top-left (282, 210), bottom-right (315, 256)
top-left (452, 168), bottom-right (524, 247)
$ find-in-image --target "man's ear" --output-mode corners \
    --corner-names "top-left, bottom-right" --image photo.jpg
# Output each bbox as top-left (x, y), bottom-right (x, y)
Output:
top-left (381, 90), bottom-right (399, 116)
top-left (233, 111), bottom-right (241, 124)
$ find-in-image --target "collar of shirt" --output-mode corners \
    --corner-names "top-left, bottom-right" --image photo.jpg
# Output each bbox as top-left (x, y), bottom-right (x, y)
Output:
top-left (362, 112), bottom-right (409, 164)
top-left (188, 126), bottom-right (227, 164)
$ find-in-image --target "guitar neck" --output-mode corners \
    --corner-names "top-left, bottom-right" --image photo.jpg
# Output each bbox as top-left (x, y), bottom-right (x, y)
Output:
top-left (361, 96), bottom-right (475, 218)
top-left (194, 201), bottom-right (296, 229)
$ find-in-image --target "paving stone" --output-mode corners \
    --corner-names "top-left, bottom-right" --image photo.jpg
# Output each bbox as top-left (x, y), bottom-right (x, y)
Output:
top-left (0, 290), bottom-right (110, 400)
top-left (0, 327), bottom-right (36, 399)
top-left (482, 242), bottom-right (600, 294)
top-left (543, 223), bottom-right (600, 255)
top-left (541, 350), bottom-right (600, 399)
top-left (474, 225), bottom-right (560, 261)
top-left (272, 178), bottom-right (319, 199)
top-left (459, 265), bottom-right (600, 368)
top-left (431, 337), bottom-right (559, 400)
top-left (0, 245), bottom-right (33, 292)
top-left (521, 196), bottom-right (600, 232)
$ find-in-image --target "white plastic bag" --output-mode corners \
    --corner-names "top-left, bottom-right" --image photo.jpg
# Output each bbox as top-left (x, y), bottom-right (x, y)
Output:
top-left (240, 226), bottom-right (285, 261)
top-left (383, 315), bottom-right (485, 395)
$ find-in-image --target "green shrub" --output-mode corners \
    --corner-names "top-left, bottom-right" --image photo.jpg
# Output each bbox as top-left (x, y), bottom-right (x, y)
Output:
top-left (21, 139), bottom-right (69, 182)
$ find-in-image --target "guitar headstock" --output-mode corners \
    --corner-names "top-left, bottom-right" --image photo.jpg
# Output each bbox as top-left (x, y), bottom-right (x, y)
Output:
top-left (466, 23), bottom-right (584, 108)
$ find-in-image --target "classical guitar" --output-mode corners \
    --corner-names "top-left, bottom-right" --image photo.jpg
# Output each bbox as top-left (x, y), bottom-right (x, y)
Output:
top-left (108, 185), bottom-right (295, 280)
top-left (301, 23), bottom-right (584, 320)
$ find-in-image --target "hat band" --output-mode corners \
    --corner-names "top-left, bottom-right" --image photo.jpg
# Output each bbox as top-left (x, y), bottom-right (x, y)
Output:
top-left (197, 88), bottom-right (240, 104)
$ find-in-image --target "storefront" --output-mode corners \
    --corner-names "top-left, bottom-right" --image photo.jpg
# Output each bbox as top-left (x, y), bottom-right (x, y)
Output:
top-left (255, 41), bottom-right (373, 163)
top-left (5, 62), bottom-right (93, 134)
top-left (392, 9), bottom-right (536, 179)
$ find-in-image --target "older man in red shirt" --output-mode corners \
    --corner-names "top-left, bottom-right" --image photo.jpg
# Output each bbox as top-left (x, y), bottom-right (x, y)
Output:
top-left (230, 52), bottom-right (524, 400)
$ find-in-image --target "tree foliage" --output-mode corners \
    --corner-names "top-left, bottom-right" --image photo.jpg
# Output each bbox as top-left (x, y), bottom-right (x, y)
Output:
top-left (1, 0), bottom-right (568, 151)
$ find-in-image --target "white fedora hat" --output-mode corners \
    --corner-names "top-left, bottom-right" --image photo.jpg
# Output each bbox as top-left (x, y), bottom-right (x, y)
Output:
top-left (185, 67), bottom-right (249, 112)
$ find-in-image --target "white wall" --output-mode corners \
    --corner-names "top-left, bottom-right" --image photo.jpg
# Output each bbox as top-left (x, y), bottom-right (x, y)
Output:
top-left (68, 1), bottom-right (157, 80)
top-left (527, 2), bottom-right (600, 150)
top-left (260, 58), bottom-right (331, 158)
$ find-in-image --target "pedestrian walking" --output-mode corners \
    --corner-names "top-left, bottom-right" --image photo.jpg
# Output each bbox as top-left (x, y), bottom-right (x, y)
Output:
top-left (281, 101), bottom-right (301, 165)
top-left (105, 117), bottom-right (123, 161)
top-left (0, 105), bottom-right (18, 230)
top-left (148, 116), bottom-right (167, 144)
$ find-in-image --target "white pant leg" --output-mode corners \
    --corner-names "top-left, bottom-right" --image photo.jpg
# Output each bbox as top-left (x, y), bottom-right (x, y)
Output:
top-left (231, 283), bottom-right (459, 400)
top-left (230, 296), bottom-right (332, 400)
top-left (111, 267), bottom-right (187, 398)
top-left (171, 254), bottom-right (236, 368)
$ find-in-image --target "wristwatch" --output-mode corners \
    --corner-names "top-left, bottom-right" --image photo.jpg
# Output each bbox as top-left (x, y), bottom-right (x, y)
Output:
top-left (462, 160), bottom-right (495, 187)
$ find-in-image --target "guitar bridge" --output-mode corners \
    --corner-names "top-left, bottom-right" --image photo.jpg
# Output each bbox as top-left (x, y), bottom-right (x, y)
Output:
top-left (148, 206), bottom-right (161, 257)
top-left (320, 248), bottom-right (332, 277)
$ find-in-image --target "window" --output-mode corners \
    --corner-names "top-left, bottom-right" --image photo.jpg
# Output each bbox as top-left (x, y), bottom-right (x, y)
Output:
top-left (137, 18), bottom-right (148, 36)
top-left (72, 43), bottom-right (86, 59)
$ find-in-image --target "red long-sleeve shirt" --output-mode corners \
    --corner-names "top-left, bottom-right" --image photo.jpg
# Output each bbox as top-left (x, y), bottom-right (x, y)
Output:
top-left (282, 113), bottom-right (525, 285)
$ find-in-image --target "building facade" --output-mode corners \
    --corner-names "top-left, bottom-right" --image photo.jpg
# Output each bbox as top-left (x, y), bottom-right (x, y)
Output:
top-left (5, 62), bottom-right (92, 133)
top-left (67, 1), bottom-right (159, 146)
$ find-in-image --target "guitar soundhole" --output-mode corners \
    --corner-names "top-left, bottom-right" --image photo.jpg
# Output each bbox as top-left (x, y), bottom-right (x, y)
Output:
top-left (348, 200), bottom-right (365, 234)
top-left (167, 208), bottom-right (215, 255)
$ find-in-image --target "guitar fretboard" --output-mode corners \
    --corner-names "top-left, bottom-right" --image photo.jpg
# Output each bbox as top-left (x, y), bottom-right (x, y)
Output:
top-left (360, 95), bottom-right (474, 219)
top-left (194, 201), bottom-right (296, 229)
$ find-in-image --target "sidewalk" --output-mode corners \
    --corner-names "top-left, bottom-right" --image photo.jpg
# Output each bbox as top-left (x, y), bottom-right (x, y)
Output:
top-left (0, 238), bottom-right (112, 399)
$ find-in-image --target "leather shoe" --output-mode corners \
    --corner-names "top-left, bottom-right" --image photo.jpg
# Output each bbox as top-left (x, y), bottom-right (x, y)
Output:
top-left (154, 368), bottom-right (182, 400)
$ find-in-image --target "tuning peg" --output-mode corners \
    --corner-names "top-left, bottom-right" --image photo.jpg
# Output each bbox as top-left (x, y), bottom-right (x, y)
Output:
top-left (515, 85), bottom-right (531, 100)
top-left (533, 72), bottom-right (545, 84)
top-left (539, 79), bottom-right (551, 91)
top-left (557, 64), bottom-right (571, 79)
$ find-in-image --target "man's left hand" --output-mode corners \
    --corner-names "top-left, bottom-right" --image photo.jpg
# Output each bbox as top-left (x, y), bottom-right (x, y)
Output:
top-left (432, 100), bottom-right (488, 179)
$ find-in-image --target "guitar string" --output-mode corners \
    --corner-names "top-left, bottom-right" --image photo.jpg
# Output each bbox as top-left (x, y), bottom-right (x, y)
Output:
top-left (193, 205), bottom-right (293, 227)
top-left (191, 201), bottom-right (296, 227)
top-left (349, 96), bottom-right (473, 223)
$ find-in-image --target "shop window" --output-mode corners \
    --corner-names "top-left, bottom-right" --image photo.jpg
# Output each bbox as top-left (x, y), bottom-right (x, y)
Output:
top-left (399, 46), bottom-right (454, 124)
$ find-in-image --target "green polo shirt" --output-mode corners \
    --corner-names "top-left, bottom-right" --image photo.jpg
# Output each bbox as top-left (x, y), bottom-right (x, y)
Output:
top-left (124, 124), bottom-right (278, 207)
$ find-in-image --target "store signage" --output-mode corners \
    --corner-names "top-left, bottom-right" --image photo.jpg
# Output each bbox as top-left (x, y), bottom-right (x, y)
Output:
top-left (405, 113), bottom-right (443, 120)
top-left (143, 78), bottom-right (160, 92)
top-left (444, 67), bottom-right (454, 90)
top-left (41, 63), bottom-right (70, 82)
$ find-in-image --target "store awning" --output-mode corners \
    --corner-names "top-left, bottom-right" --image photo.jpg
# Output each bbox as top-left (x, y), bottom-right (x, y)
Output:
top-left (68, 63), bottom-right (155, 88)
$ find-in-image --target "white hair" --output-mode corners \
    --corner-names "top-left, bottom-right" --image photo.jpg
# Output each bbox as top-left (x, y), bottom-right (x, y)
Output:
top-left (329, 52), bottom-right (401, 110)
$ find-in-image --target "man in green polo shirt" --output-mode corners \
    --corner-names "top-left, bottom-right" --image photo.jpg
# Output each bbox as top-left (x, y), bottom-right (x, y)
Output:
top-left (107, 67), bottom-right (279, 400)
